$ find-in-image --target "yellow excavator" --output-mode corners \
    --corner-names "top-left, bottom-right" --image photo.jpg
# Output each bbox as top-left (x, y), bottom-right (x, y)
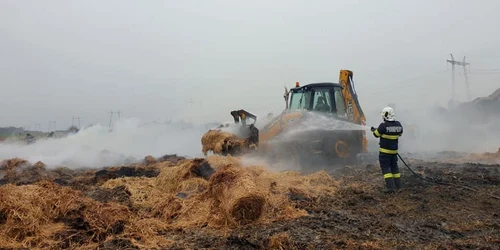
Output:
top-left (206, 69), bottom-right (368, 165)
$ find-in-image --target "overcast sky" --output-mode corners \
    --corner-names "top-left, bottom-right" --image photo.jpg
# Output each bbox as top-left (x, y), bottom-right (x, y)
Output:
top-left (1, 0), bottom-right (499, 130)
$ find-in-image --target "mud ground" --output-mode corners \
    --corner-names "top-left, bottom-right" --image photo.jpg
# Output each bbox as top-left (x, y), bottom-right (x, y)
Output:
top-left (163, 159), bottom-right (500, 250)
top-left (1, 153), bottom-right (499, 250)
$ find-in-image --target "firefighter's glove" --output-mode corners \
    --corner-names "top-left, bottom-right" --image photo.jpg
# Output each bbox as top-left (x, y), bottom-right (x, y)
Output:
top-left (370, 126), bottom-right (376, 132)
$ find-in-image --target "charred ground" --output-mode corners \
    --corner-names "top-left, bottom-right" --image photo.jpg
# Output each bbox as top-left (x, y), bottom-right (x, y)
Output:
top-left (0, 151), bottom-right (499, 250)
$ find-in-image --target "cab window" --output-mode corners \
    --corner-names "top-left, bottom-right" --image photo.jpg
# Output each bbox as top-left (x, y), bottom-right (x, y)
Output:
top-left (313, 88), bottom-right (332, 112)
top-left (289, 90), bottom-right (312, 110)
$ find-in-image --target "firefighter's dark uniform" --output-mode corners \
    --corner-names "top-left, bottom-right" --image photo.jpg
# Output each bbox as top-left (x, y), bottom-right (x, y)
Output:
top-left (372, 120), bottom-right (403, 192)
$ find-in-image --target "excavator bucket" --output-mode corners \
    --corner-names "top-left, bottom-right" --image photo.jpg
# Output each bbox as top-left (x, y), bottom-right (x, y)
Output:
top-left (230, 109), bottom-right (257, 126)
top-left (200, 109), bottom-right (260, 156)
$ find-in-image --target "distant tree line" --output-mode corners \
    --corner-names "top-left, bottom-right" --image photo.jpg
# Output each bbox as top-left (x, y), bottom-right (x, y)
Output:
top-left (0, 126), bottom-right (25, 137)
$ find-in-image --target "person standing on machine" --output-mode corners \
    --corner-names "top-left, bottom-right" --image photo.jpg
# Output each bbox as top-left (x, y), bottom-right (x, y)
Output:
top-left (371, 107), bottom-right (404, 193)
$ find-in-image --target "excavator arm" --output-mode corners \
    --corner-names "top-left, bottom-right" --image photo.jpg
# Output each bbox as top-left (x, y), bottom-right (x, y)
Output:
top-left (338, 70), bottom-right (368, 152)
top-left (338, 70), bottom-right (366, 125)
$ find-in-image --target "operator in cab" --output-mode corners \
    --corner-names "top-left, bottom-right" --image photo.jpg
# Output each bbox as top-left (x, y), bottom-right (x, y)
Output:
top-left (371, 107), bottom-right (403, 193)
top-left (315, 96), bottom-right (330, 112)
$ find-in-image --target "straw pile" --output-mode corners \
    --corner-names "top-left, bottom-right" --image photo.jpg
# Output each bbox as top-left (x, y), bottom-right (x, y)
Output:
top-left (0, 181), bottom-right (138, 249)
top-left (103, 155), bottom-right (335, 229)
top-left (0, 158), bottom-right (58, 185)
top-left (1, 158), bottom-right (30, 173)
top-left (201, 129), bottom-right (250, 156)
top-left (0, 155), bottom-right (339, 248)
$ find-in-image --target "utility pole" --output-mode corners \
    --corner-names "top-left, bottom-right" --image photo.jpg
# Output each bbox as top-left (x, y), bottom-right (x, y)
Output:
top-left (447, 54), bottom-right (471, 101)
top-left (72, 117), bottom-right (81, 128)
top-left (462, 56), bottom-right (470, 101)
top-left (108, 112), bottom-right (114, 128)
top-left (108, 111), bottom-right (121, 128)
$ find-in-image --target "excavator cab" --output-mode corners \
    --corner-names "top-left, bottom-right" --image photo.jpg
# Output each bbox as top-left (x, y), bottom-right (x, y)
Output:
top-left (287, 82), bottom-right (349, 120)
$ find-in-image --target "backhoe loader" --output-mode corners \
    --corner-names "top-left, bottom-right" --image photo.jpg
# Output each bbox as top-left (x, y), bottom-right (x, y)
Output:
top-left (201, 69), bottom-right (368, 166)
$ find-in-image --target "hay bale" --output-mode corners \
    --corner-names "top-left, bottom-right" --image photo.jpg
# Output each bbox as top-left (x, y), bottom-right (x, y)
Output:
top-left (207, 166), bottom-right (267, 226)
top-left (143, 155), bottom-right (157, 165)
top-left (33, 161), bottom-right (45, 168)
top-left (201, 130), bottom-right (249, 156)
top-left (230, 194), bottom-right (266, 225)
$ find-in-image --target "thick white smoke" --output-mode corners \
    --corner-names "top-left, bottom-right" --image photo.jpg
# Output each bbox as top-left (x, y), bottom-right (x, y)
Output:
top-left (0, 118), bottom-right (207, 169)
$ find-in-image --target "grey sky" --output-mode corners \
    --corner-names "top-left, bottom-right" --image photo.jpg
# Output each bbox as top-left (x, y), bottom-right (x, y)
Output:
top-left (1, 0), bottom-right (499, 129)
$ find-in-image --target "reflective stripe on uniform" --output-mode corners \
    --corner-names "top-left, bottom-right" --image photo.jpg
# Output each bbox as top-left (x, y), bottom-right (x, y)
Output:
top-left (381, 134), bottom-right (399, 140)
top-left (374, 130), bottom-right (381, 137)
top-left (383, 173), bottom-right (393, 179)
top-left (379, 148), bottom-right (398, 154)
top-left (392, 173), bottom-right (401, 178)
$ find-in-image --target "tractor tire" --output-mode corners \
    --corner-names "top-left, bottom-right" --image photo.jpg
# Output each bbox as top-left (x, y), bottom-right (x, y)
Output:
top-left (323, 131), bottom-right (362, 165)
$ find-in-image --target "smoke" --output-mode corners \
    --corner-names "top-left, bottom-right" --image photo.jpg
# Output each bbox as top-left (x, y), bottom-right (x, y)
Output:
top-left (379, 102), bottom-right (500, 155)
top-left (0, 118), bottom-right (207, 169)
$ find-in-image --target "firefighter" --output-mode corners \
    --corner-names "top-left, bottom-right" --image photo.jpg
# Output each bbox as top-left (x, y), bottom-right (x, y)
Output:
top-left (371, 107), bottom-right (403, 193)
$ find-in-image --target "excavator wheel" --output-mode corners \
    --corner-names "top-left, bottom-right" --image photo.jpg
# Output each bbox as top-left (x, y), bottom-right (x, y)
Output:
top-left (324, 132), bottom-right (361, 165)
top-left (334, 140), bottom-right (351, 158)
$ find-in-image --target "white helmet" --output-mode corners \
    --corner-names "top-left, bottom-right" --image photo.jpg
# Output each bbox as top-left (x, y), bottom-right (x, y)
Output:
top-left (381, 106), bottom-right (395, 121)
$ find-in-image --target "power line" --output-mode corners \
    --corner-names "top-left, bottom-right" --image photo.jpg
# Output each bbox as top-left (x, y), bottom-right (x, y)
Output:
top-left (447, 54), bottom-right (471, 101)
top-left (365, 70), bottom-right (447, 94)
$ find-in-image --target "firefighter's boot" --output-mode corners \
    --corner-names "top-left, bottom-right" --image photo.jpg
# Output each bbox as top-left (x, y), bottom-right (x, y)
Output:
top-left (383, 178), bottom-right (396, 193)
top-left (394, 178), bottom-right (402, 190)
